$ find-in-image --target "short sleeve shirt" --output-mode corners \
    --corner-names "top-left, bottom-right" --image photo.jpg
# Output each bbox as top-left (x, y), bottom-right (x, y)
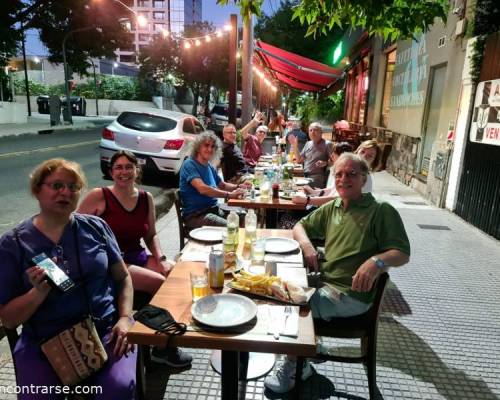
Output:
top-left (301, 139), bottom-right (334, 186)
top-left (221, 141), bottom-right (246, 181)
top-left (0, 214), bottom-right (122, 341)
top-left (179, 157), bottom-right (221, 216)
top-left (243, 134), bottom-right (262, 166)
top-left (299, 193), bottom-right (410, 303)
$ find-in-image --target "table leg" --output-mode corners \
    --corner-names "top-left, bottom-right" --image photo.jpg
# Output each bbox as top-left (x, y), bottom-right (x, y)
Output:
top-left (221, 350), bottom-right (239, 400)
top-left (265, 209), bottom-right (278, 228)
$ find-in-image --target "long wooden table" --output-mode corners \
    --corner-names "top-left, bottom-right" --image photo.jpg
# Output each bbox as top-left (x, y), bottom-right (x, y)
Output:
top-left (127, 229), bottom-right (316, 400)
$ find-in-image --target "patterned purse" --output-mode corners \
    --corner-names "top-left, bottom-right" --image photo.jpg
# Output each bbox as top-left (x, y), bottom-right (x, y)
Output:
top-left (41, 317), bottom-right (108, 386)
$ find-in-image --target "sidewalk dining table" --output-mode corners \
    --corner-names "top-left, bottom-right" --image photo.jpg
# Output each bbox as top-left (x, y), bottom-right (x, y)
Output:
top-left (127, 229), bottom-right (316, 400)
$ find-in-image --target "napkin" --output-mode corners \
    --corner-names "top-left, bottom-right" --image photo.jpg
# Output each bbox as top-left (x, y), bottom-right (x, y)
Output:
top-left (180, 243), bottom-right (222, 262)
top-left (266, 305), bottom-right (299, 338)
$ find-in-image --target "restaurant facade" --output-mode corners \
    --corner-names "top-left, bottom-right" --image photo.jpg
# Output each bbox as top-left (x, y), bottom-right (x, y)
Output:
top-left (337, 1), bottom-right (500, 239)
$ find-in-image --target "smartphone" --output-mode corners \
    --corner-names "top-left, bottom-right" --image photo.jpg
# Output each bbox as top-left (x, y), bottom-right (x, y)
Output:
top-left (32, 253), bottom-right (75, 292)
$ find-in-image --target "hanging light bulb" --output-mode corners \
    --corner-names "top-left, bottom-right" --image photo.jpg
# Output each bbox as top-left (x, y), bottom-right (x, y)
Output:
top-left (162, 29), bottom-right (169, 38)
top-left (184, 41), bottom-right (191, 49)
top-left (216, 31), bottom-right (222, 38)
top-left (205, 35), bottom-right (211, 43)
top-left (195, 39), bottom-right (201, 46)
top-left (224, 24), bottom-right (232, 31)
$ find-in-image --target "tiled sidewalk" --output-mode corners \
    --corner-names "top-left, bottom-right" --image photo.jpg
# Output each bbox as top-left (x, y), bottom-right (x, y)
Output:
top-left (1, 171), bottom-right (499, 399)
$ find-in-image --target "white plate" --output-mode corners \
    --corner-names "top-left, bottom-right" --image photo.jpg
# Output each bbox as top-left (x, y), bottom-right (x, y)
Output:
top-left (189, 227), bottom-right (224, 242)
top-left (294, 178), bottom-right (311, 186)
top-left (264, 237), bottom-right (300, 253)
top-left (191, 294), bottom-right (257, 328)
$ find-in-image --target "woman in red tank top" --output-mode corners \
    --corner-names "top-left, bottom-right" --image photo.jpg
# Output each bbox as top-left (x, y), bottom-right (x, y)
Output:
top-left (78, 151), bottom-right (171, 296)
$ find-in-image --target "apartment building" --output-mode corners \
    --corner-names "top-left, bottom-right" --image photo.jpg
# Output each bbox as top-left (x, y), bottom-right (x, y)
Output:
top-left (117, 0), bottom-right (202, 64)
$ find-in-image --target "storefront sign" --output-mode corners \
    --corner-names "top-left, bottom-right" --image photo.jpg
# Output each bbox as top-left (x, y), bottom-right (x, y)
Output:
top-left (470, 79), bottom-right (500, 146)
top-left (390, 36), bottom-right (429, 108)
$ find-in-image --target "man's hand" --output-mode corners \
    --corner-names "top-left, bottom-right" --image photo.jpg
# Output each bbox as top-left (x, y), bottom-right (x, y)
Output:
top-left (288, 134), bottom-right (298, 145)
top-left (253, 111), bottom-right (265, 124)
top-left (351, 259), bottom-right (380, 292)
top-left (292, 193), bottom-right (308, 205)
top-left (315, 160), bottom-right (328, 168)
top-left (229, 188), bottom-right (246, 199)
top-left (302, 242), bottom-right (319, 272)
top-left (238, 181), bottom-right (252, 189)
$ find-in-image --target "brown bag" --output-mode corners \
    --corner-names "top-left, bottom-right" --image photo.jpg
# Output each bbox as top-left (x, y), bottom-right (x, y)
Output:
top-left (41, 317), bottom-right (108, 386)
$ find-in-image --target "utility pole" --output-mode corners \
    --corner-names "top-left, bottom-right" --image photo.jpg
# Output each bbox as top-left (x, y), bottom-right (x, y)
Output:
top-left (21, 26), bottom-right (31, 116)
top-left (228, 14), bottom-right (237, 125)
top-left (241, 11), bottom-right (253, 125)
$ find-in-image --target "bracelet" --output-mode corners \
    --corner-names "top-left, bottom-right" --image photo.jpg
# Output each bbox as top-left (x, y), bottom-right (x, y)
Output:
top-left (225, 192), bottom-right (229, 200)
top-left (158, 255), bottom-right (167, 262)
top-left (306, 195), bottom-right (311, 205)
top-left (319, 189), bottom-right (325, 197)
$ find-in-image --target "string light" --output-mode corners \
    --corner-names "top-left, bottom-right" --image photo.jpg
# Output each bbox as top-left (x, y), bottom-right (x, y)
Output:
top-left (184, 41), bottom-right (191, 49)
top-left (252, 65), bottom-right (279, 92)
top-left (155, 23), bottom-right (231, 50)
top-left (205, 35), bottom-right (211, 43)
top-left (161, 29), bottom-right (169, 38)
top-left (195, 39), bottom-right (201, 46)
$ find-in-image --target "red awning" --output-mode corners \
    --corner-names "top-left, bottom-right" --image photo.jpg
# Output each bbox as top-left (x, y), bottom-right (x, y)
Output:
top-left (253, 40), bottom-right (343, 92)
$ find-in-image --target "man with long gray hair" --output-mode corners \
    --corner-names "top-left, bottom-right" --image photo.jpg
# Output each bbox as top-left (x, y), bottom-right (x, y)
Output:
top-left (179, 131), bottom-right (249, 229)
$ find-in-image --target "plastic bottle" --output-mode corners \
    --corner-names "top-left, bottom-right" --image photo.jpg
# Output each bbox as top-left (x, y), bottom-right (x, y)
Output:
top-left (245, 209), bottom-right (257, 244)
top-left (227, 211), bottom-right (239, 245)
top-left (260, 176), bottom-right (271, 199)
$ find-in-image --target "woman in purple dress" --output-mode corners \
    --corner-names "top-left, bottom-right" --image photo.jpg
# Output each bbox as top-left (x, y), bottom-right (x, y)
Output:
top-left (0, 158), bottom-right (136, 399)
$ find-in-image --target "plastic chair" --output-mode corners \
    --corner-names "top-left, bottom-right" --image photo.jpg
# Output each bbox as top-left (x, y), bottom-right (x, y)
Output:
top-left (170, 189), bottom-right (190, 251)
top-left (297, 272), bottom-right (389, 400)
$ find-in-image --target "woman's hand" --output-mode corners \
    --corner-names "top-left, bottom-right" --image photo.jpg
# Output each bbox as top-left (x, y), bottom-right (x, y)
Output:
top-left (292, 194), bottom-right (308, 205)
top-left (26, 266), bottom-right (51, 297)
top-left (159, 259), bottom-right (174, 277)
top-left (288, 134), bottom-right (297, 145)
top-left (110, 316), bottom-right (135, 358)
top-left (238, 181), bottom-right (252, 189)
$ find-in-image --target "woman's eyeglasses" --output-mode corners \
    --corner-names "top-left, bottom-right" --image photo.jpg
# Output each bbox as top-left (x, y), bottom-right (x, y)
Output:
top-left (42, 181), bottom-right (81, 192)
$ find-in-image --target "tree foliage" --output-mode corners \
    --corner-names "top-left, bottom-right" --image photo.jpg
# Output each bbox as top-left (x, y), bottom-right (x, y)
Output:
top-left (219, 0), bottom-right (449, 41)
top-left (139, 22), bottom-right (230, 114)
top-left (255, 1), bottom-right (342, 65)
top-left (0, 0), bottom-right (132, 75)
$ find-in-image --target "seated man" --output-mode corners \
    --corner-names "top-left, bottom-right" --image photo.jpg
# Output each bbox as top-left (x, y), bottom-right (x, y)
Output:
top-left (180, 131), bottom-right (248, 229)
top-left (264, 153), bottom-right (411, 394)
top-left (289, 122), bottom-right (333, 188)
top-left (220, 112), bottom-right (265, 182)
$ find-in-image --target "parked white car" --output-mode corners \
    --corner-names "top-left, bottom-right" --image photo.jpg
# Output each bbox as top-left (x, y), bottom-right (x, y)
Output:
top-left (99, 108), bottom-right (206, 177)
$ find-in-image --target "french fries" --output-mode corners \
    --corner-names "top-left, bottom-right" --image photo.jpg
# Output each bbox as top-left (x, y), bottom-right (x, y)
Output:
top-left (230, 270), bottom-right (283, 297)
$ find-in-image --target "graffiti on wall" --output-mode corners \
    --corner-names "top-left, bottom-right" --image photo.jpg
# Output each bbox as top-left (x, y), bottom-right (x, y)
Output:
top-left (470, 79), bottom-right (500, 146)
top-left (390, 36), bottom-right (429, 108)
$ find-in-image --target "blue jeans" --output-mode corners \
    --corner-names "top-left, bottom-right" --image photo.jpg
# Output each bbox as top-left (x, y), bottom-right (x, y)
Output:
top-left (309, 284), bottom-right (371, 320)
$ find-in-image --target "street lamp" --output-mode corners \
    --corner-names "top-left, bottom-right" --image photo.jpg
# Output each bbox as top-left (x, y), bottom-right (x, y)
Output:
top-left (94, 0), bottom-right (148, 28)
top-left (62, 26), bottom-right (100, 124)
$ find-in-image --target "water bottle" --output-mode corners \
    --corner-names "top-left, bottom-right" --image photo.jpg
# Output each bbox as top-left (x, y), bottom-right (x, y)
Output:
top-left (245, 209), bottom-right (257, 244)
top-left (227, 211), bottom-right (239, 245)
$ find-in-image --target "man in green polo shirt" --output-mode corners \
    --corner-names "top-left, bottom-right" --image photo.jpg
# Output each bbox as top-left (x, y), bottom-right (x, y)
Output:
top-left (264, 153), bottom-right (410, 394)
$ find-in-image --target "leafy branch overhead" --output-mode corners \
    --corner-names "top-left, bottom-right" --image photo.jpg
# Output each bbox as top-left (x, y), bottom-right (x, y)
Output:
top-left (218, 0), bottom-right (449, 41)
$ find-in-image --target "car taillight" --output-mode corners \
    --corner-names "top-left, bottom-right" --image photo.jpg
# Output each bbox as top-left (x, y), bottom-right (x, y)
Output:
top-left (164, 139), bottom-right (184, 150)
top-left (102, 128), bottom-right (115, 141)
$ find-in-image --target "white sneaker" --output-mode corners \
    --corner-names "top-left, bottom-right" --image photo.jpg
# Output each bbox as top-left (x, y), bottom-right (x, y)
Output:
top-left (264, 358), bottom-right (313, 393)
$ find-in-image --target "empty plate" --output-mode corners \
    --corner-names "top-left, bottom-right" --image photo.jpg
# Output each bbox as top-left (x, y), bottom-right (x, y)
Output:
top-left (189, 227), bottom-right (224, 242)
top-left (191, 294), bottom-right (257, 328)
top-left (264, 237), bottom-right (300, 253)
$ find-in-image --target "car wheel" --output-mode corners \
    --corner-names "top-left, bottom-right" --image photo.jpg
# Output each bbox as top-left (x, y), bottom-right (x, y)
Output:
top-left (100, 160), bottom-right (111, 178)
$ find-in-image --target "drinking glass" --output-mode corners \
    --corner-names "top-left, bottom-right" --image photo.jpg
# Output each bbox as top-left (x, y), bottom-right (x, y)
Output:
top-left (190, 270), bottom-right (208, 301)
top-left (251, 239), bottom-right (266, 265)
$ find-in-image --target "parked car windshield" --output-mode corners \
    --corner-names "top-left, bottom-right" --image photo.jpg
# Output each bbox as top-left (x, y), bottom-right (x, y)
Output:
top-left (117, 112), bottom-right (177, 132)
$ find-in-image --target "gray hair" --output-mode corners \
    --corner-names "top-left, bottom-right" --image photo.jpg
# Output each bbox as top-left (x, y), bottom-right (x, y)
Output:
top-left (186, 131), bottom-right (223, 163)
top-left (256, 125), bottom-right (269, 134)
top-left (291, 121), bottom-right (301, 130)
top-left (309, 122), bottom-right (322, 131)
top-left (333, 153), bottom-right (369, 176)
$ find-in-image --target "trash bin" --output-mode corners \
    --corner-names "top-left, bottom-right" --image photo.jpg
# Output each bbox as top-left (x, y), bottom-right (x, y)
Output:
top-left (70, 96), bottom-right (86, 116)
top-left (36, 96), bottom-right (50, 114)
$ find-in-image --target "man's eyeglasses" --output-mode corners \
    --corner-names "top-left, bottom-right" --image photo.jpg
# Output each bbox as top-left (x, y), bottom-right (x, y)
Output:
top-left (334, 170), bottom-right (364, 179)
top-left (112, 164), bottom-right (136, 171)
top-left (42, 181), bottom-right (81, 192)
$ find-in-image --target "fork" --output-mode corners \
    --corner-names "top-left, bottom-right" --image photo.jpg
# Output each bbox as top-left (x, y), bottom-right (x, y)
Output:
top-left (283, 306), bottom-right (292, 332)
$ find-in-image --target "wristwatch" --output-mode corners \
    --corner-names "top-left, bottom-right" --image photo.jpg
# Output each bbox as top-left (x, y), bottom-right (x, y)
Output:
top-left (306, 195), bottom-right (311, 205)
top-left (371, 256), bottom-right (385, 269)
top-left (158, 255), bottom-right (167, 262)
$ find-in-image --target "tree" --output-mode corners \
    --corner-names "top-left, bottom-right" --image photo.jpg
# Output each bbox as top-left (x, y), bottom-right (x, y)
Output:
top-left (139, 22), bottom-right (230, 115)
top-left (0, 0), bottom-right (132, 76)
top-left (218, 0), bottom-right (449, 41)
top-left (254, 1), bottom-right (342, 65)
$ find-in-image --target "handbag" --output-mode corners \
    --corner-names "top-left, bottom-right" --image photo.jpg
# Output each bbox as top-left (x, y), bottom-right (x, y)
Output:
top-left (41, 317), bottom-right (108, 386)
top-left (15, 220), bottom-right (108, 386)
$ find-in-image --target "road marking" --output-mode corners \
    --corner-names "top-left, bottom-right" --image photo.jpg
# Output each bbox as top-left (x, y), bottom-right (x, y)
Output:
top-left (0, 140), bottom-right (99, 159)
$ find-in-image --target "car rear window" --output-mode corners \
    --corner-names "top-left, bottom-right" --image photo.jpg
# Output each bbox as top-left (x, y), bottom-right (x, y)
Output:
top-left (117, 112), bottom-right (177, 132)
top-left (211, 105), bottom-right (242, 117)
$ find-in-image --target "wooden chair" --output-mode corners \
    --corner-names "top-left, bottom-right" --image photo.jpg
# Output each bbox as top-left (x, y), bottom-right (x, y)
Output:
top-left (297, 272), bottom-right (389, 400)
top-left (170, 189), bottom-right (190, 251)
top-left (133, 290), bottom-right (152, 400)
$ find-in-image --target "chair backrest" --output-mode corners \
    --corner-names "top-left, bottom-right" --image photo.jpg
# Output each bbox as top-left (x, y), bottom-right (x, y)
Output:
top-left (170, 189), bottom-right (189, 251)
top-left (365, 272), bottom-right (389, 323)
